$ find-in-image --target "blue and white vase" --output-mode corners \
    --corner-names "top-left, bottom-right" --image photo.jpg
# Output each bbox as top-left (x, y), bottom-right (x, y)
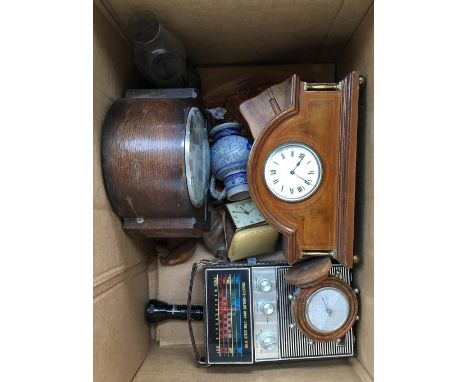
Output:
top-left (209, 122), bottom-right (252, 201)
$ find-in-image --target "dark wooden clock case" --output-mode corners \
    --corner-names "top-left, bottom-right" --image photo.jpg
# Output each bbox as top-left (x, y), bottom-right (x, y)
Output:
top-left (240, 72), bottom-right (362, 267)
top-left (101, 89), bottom-right (210, 238)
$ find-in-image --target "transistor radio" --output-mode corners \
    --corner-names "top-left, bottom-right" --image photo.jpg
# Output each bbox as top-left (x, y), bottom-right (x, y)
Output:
top-left (146, 260), bottom-right (358, 366)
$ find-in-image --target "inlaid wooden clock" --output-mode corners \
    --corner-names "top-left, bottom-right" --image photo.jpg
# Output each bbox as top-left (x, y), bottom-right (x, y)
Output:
top-left (240, 72), bottom-right (364, 267)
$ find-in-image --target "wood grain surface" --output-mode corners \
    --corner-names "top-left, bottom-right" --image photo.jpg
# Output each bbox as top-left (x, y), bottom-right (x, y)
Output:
top-left (102, 96), bottom-right (209, 238)
top-left (294, 277), bottom-right (358, 342)
top-left (242, 72), bottom-right (360, 267)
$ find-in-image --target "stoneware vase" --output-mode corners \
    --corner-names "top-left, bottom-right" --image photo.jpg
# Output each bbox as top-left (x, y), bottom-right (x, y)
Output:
top-left (209, 122), bottom-right (252, 201)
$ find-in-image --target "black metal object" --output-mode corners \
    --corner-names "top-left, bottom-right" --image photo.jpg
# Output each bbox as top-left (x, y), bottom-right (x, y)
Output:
top-left (145, 299), bottom-right (203, 323)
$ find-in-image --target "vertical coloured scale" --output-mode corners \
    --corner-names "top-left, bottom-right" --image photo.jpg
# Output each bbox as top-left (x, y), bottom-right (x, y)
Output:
top-left (214, 273), bottom-right (245, 358)
top-left (206, 268), bottom-right (253, 364)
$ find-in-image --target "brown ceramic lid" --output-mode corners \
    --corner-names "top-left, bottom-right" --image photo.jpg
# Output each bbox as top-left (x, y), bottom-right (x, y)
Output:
top-left (284, 257), bottom-right (332, 288)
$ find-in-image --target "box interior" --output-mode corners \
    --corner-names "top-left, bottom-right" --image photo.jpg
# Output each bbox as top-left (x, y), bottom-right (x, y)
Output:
top-left (93, 1), bottom-right (373, 381)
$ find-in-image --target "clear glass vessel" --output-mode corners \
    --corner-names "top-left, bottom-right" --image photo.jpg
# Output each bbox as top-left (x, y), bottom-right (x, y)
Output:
top-left (128, 11), bottom-right (187, 88)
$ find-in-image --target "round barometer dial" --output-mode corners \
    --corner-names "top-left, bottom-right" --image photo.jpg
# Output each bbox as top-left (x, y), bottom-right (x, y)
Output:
top-left (184, 107), bottom-right (210, 208)
top-left (263, 142), bottom-right (323, 202)
top-left (306, 287), bottom-right (349, 334)
top-left (293, 277), bottom-right (358, 342)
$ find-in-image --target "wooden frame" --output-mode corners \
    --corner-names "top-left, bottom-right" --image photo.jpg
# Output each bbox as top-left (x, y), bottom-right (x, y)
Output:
top-left (294, 277), bottom-right (358, 342)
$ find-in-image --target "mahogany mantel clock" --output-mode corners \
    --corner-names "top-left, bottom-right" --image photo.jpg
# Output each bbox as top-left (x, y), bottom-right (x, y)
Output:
top-left (240, 72), bottom-right (364, 267)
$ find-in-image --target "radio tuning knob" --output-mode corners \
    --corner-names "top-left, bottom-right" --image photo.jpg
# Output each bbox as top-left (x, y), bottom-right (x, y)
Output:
top-left (260, 332), bottom-right (277, 351)
top-left (257, 277), bottom-right (272, 292)
top-left (261, 302), bottom-right (274, 315)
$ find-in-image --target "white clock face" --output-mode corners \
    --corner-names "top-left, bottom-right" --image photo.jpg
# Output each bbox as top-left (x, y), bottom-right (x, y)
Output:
top-left (306, 287), bottom-right (350, 334)
top-left (263, 143), bottom-right (323, 202)
top-left (226, 199), bottom-right (266, 229)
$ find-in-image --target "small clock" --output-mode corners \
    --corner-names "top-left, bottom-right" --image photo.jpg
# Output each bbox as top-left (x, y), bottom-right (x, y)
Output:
top-left (226, 198), bottom-right (266, 229)
top-left (224, 199), bottom-right (279, 261)
top-left (264, 142), bottom-right (323, 202)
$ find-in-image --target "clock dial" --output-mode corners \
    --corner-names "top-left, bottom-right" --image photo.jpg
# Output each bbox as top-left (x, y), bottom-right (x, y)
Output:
top-left (264, 143), bottom-right (323, 202)
top-left (305, 287), bottom-right (350, 334)
top-left (184, 107), bottom-right (210, 208)
top-left (226, 199), bottom-right (266, 229)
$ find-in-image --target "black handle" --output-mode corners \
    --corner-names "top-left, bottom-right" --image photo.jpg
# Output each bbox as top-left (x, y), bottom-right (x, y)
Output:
top-left (145, 299), bottom-right (203, 323)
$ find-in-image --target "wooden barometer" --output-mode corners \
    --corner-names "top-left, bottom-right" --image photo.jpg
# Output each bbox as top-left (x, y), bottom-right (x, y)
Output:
top-left (240, 72), bottom-right (364, 267)
top-left (286, 257), bottom-right (359, 342)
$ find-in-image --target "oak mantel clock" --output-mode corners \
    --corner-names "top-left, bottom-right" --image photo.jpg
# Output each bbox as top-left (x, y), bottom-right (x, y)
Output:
top-left (102, 89), bottom-right (210, 238)
top-left (240, 72), bottom-right (364, 267)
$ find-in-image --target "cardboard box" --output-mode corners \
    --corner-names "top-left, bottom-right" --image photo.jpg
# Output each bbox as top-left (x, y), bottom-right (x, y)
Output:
top-left (93, 1), bottom-right (374, 381)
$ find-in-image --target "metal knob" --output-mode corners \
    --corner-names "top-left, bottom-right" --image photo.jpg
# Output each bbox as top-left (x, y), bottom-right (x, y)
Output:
top-left (261, 302), bottom-right (274, 315)
top-left (260, 332), bottom-right (277, 351)
top-left (257, 277), bottom-right (272, 292)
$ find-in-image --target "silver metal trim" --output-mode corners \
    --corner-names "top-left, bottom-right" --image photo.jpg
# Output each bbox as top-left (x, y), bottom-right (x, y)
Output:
top-left (263, 142), bottom-right (323, 203)
top-left (251, 266), bottom-right (280, 362)
top-left (184, 107), bottom-right (210, 208)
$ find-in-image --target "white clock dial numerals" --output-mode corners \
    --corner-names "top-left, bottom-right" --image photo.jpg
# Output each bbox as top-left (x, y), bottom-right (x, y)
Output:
top-left (306, 287), bottom-right (350, 334)
top-left (264, 143), bottom-right (322, 202)
top-left (227, 199), bottom-right (265, 229)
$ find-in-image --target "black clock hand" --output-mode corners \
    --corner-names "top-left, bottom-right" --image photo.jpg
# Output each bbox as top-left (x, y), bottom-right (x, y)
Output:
top-left (239, 206), bottom-right (250, 214)
top-left (289, 157), bottom-right (304, 175)
top-left (231, 210), bottom-right (248, 214)
top-left (293, 173), bottom-right (310, 184)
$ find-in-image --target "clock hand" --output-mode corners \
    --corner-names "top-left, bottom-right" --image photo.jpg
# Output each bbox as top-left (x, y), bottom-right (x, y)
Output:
top-left (293, 173), bottom-right (310, 184)
top-left (289, 157), bottom-right (304, 175)
top-left (231, 210), bottom-right (248, 214)
top-left (239, 206), bottom-right (250, 214)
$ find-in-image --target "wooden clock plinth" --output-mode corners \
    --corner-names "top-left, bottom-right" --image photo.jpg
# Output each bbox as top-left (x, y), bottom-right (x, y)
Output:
top-left (240, 72), bottom-right (362, 267)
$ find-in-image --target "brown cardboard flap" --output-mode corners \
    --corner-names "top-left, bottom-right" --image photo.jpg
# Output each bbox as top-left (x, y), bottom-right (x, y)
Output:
top-left (133, 346), bottom-right (367, 382)
top-left (96, 0), bottom-right (372, 65)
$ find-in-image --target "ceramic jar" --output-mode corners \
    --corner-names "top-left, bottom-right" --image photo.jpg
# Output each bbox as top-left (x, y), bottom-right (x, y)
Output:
top-left (209, 122), bottom-right (252, 201)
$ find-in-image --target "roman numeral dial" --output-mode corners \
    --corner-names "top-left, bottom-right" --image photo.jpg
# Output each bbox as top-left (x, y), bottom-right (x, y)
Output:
top-left (263, 142), bottom-right (323, 202)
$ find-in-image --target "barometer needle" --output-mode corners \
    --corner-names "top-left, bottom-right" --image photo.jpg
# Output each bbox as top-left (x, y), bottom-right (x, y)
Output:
top-left (322, 297), bottom-right (332, 317)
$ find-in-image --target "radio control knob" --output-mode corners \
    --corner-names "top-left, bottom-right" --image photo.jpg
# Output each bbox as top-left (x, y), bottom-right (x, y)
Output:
top-left (261, 302), bottom-right (274, 315)
top-left (257, 277), bottom-right (272, 292)
top-left (260, 332), bottom-right (277, 351)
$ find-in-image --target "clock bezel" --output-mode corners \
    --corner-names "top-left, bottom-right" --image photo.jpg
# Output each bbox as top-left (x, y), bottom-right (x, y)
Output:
top-left (184, 107), bottom-right (210, 208)
top-left (263, 141), bottom-right (323, 203)
top-left (294, 277), bottom-right (358, 342)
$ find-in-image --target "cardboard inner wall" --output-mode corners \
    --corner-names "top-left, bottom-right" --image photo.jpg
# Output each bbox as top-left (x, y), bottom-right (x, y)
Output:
top-left (93, 4), bottom-right (152, 382)
top-left (337, 5), bottom-right (374, 377)
top-left (93, 1), bottom-right (374, 381)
